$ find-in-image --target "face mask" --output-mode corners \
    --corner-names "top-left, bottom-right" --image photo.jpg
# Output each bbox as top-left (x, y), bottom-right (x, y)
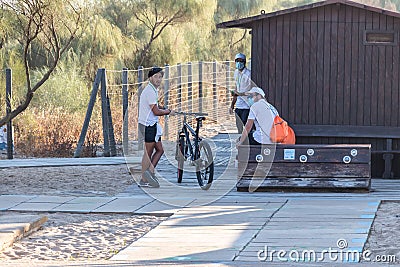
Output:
top-left (236, 61), bottom-right (245, 70)
top-left (247, 96), bottom-right (254, 106)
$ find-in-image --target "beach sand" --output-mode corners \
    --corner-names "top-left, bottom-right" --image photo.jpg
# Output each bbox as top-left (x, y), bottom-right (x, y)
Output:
top-left (0, 164), bottom-right (399, 264)
top-left (362, 201), bottom-right (400, 264)
top-left (0, 164), bottom-right (133, 197)
top-left (0, 212), bottom-right (165, 262)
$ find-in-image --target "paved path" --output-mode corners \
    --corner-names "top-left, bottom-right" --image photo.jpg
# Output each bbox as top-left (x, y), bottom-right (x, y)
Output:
top-left (0, 133), bottom-right (399, 265)
top-left (0, 157), bottom-right (127, 168)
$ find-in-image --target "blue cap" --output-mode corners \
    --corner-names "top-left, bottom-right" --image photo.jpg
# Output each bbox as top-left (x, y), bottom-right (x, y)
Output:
top-left (235, 53), bottom-right (246, 61)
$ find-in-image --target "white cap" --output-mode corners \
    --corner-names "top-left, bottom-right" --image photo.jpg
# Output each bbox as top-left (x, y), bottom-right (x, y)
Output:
top-left (248, 87), bottom-right (265, 97)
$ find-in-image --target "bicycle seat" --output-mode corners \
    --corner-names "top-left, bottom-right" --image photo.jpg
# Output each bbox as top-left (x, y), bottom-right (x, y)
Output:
top-left (196, 116), bottom-right (206, 121)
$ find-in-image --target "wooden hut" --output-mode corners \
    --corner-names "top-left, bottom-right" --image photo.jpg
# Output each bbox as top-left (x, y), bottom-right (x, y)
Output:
top-left (217, 0), bottom-right (400, 178)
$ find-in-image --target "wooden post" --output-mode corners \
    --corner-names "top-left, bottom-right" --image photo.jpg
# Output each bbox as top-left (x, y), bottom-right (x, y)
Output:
top-left (74, 69), bottom-right (102, 158)
top-left (163, 64), bottom-right (170, 140)
top-left (100, 68), bottom-right (110, 157)
top-left (198, 61), bottom-right (203, 113)
top-left (122, 68), bottom-right (129, 155)
top-left (188, 62), bottom-right (192, 113)
top-left (225, 60), bottom-right (231, 103)
top-left (5, 69), bottom-right (13, 159)
top-left (177, 63), bottom-right (182, 111)
top-left (213, 61), bottom-right (218, 121)
top-left (137, 66), bottom-right (144, 150)
top-left (106, 94), bottom-right (117, 156)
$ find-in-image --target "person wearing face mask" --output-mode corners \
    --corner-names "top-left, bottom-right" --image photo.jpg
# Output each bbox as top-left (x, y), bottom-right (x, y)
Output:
top-left (138, 66), bottom-right (176, 188)
top-left (236, 87), bottom-right (278, 147)
top-left (229, 53), bottom-right (253, 134)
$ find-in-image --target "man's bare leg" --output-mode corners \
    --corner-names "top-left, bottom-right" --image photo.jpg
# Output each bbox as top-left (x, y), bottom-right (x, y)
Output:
top-left (149, 141), bottom-right (164, 173)
top-left (141, 142), bottom-right (155, 181)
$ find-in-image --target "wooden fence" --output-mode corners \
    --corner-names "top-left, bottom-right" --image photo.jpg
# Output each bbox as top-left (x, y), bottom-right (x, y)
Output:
top-left (75, 61), bottom-right (238, 157)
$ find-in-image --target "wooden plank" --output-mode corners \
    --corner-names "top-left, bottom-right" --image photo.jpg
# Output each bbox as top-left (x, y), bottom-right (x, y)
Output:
top-left (309, 9), bottom-right (318, 125)
top-left (323, 5), bottom-right (331, 125)
top-left (252, 22), bottom-right (263, 87)
top-left (374, 15), bottom-right (390, 125)
top-left (238, 144), bottom-right (371, 150)
top-left (392, 18), bottom-right (400, 127)
top-left (292, 124), bottom-right (400, 138)
top-left (364, 11), bottom-right (373, 125)
top-left (236, 177), bottom-right (370, 192)
top-left (371, 12), bottom-right (380, 126)
top-left (295, 11), bottom-right (304, 124)
top-left (384, 16), bottom-right (393, 127)
top-left (316, 7), bottom-right (325, 125)
top-left (281, 14), bottom-right (290, 118)
top-left (357, 8), bottom-right (366, 125)
top-left (275, 16), bottom-right (283, 115)
top-left (268, 17), bottom-right (277, 103)
top-left (238, 148), bottom-right (370, 163)
top-left (263, 20), bottom-right (270, 93)
top-left (302, 10), bottom-right (311, 124)
top-left (336, 4), bottom-right (345, 125)
top-left (329, 4), bottom-right (338, 125)
top-left (384, 16), bottom-right (394, 127)
top-left (288, 13), bottom-right (297, 122)
top-left (239, 162), bottom-right (370, 178)
top-left (350, 6), bottom-right (359, 126)
top-left (343, 5), bottom-right (352, 125)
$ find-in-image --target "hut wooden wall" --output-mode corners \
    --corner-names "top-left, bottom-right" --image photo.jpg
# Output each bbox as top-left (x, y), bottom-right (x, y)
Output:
top-left (250, 3), bottom-right (400, 177)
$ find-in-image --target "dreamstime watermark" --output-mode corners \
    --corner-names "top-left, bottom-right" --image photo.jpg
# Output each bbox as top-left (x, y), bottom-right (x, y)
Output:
top-left (257, 238), bottom-right (397, 263)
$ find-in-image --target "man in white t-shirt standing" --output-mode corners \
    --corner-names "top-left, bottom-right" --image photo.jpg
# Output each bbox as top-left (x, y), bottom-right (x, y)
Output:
top-left (138, 66), bottom-right (175, 188)
top-left (229, 53), bottom-right (254, 134)
top-left (236, 87), bottom-right (278, 147)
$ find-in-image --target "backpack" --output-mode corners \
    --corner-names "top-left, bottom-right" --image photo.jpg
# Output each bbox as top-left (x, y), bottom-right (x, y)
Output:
top-left (270, 115), bottom-right (296, 144)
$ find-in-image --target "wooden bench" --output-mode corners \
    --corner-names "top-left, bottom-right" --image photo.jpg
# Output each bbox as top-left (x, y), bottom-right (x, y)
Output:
top-left (293, 124), bottom-right (400, 178)
top-left (237, 144), bottom-right (371, 192)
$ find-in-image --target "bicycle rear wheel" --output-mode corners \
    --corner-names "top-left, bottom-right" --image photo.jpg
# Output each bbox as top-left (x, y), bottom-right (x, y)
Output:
top-left (176, 136), bottom-right (185, 183)
top-left (195, 140), bottom-right (214, 190)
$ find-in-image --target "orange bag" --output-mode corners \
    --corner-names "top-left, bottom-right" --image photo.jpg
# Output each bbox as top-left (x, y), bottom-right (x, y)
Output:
top-left (270, 115), bottom-right (296, 144)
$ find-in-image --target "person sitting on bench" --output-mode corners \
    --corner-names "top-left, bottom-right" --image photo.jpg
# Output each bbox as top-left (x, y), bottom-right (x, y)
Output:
top-left (236, 87), bottom-right (278, 147)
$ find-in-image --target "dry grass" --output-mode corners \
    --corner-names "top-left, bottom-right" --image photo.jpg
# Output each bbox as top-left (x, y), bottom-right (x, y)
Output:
top-left (12, 107), bottom-right (123, 158)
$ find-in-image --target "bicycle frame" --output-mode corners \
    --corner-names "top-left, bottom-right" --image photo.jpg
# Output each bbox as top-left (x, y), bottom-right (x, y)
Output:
top-left (179, 114), bottom-right (202, 161)
top-left (175, 111), bottom-right (213, 189)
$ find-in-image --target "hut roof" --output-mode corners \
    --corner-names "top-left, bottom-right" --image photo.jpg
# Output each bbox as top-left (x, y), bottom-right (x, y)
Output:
top-left (216, 0), bottom-right (400, 29)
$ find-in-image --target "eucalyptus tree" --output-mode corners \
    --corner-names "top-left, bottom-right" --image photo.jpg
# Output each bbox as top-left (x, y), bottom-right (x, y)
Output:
top-left (129, 0), bottom-right (203, 66)
top-left (0, 0), bottom-right (84, 127)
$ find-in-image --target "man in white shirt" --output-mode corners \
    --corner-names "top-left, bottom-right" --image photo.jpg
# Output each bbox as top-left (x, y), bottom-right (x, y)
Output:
top-left (229, 53), bottom-right (254, 134)
top-left (236, 87), bottom-right (278, 147)
top-left (138, 66), bottom-right (175, 187)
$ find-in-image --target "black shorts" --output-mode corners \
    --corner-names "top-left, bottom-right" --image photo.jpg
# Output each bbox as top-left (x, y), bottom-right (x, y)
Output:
top-left (139, 123), bottom-right (161, 143)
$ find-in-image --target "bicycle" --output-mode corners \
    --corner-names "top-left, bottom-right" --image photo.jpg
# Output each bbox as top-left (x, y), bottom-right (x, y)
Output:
top-left (174, 111), bottom-right (214, 190)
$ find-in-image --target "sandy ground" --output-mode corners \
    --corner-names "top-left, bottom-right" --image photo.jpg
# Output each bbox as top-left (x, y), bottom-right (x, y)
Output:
top-left (362, 201), bottom-right (400, 264)
top-left (0, 212), bottom-right (165, 262)
top-left (0, 163), bottom-right (398, 264)
top-left (0, 164), bottom-right (134, 197)
top-left (0, 163), bottom-right (167, 263)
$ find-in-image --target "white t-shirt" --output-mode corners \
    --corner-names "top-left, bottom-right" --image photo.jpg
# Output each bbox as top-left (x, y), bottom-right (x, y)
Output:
top-left (138, 83), bottom-right (159, 126)
top-left (248, 99), bottom-right (278, 144)
top-left (233, 67), bottom-right (252, 109)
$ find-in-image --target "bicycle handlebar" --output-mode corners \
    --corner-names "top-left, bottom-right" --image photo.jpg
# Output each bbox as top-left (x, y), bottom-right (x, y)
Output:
top-left (174, 111), bottom-right (208, 117)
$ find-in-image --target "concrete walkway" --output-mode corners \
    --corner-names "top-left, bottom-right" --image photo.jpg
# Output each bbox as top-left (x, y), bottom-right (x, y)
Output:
top-left (0, 144), bottom-right (399, 265)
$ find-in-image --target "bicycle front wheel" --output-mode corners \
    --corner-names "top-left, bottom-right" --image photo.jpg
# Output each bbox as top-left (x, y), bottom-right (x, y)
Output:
top-left (195, 140), bottom-right (214, 190)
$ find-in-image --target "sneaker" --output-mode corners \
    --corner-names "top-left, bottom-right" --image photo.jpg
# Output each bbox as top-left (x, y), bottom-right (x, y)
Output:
top-left (143, 170), bottom-right (160, 188)
top-left (151, 172), bottom-right (159, 182)
top-left (138, 180), bottom-right (156, 188)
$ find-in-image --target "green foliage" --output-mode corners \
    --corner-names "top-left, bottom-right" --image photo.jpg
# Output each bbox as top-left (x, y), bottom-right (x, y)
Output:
top-left (10, 0), bottom-right (400, 156)
top-left (30, 57), bottom-right (90, 113)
